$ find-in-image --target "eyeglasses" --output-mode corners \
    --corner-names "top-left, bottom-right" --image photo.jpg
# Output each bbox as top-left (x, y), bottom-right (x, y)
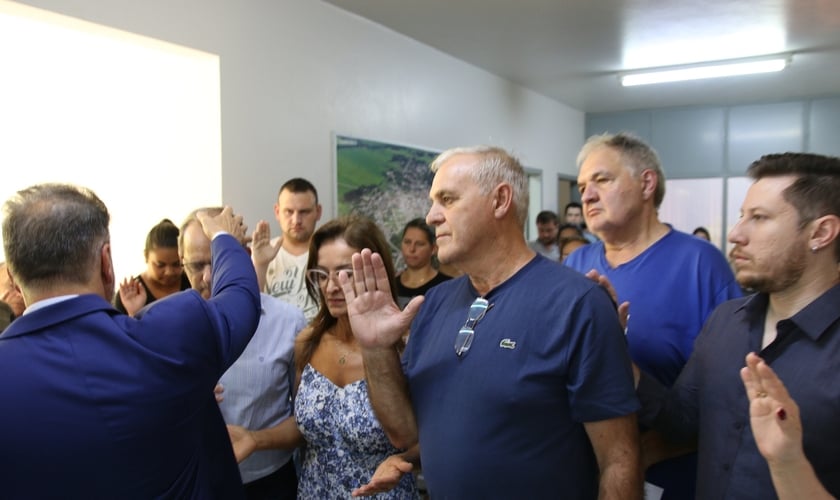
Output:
top-left (305, 268), bottom-right (353, 288)
top-left (183, 260), bottom-right (211, 275)
top-left (454, 297), bottom-right (491, 357)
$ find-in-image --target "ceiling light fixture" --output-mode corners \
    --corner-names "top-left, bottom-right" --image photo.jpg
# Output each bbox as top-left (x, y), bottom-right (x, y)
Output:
top-left (620, 55), bottom-right (792, 87)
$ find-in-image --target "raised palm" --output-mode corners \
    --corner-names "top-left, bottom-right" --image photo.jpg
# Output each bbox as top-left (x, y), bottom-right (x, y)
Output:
top-left (251, 220), bottom-right (282, 267)
top-left (341, 249), bottom-right (423, 349)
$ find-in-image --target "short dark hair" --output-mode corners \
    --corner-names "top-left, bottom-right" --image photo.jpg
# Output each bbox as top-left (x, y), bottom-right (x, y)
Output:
top-left (747, 152), bottom-right (840, 260)
top-left (564, 202), bottom-right (582, 214)
top-left (535, 210), bottom-right (558, 225)
top-left (557, 223), bottom-right (584, 241)
top-left (2, 183), bottom-right (110, 290)
top-left (402, 218), bottom-right (435, 245)
top-left (279, 178), bottom-right (319, 204)
top-left (692, 226), bottom-right (711, 240)
top-left (559, 235), bottom-right (590, 256)
top-left (144, 219), bottom-right (180, 259)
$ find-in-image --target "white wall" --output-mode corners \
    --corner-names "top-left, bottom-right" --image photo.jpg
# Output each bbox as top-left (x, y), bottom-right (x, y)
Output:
top-left (0, 1), bottom-right (223, 282)
top-left (16, 0), bottom-right (583, 265)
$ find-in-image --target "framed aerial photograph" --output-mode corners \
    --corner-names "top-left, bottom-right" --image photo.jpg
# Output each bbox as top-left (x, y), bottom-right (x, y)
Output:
top-left (334, 134), bottom-right (439, 268)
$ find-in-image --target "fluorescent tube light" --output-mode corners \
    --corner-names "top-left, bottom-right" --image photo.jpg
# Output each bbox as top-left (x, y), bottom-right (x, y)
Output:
top-left (620, 56), bottom-right (791, 87)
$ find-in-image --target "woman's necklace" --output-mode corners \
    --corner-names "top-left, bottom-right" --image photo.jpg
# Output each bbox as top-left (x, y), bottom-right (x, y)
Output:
top-left (333, 337), bottom-right (357, 365)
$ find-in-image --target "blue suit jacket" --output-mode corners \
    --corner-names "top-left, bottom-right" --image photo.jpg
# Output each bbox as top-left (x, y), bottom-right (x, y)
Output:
top-left (0, 234), bottom-right (261, 499)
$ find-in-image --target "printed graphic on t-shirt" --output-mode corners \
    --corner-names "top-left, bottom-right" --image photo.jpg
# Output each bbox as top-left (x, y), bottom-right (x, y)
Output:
top-left (266, 254), bottom-right (318, 321)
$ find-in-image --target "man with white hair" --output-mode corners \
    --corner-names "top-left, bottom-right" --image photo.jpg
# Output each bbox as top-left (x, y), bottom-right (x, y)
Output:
top-left (347, 146), bottom-right (642, 499)
top-left (566, 132), bottom-right (741, 499)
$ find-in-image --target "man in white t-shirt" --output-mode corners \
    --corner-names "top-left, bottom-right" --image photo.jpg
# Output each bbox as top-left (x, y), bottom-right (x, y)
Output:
top-left (253, 178), bottom-right (322, 322)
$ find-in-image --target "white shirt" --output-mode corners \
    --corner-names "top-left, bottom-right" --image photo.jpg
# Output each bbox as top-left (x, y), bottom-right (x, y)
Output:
top-left (265, 245), bottom-right (318, 321)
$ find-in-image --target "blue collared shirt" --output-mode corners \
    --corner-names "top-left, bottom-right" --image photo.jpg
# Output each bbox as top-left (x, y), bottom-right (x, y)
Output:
top-left (406, 256), bottom-right (639, 499)
top-left (217, 293), bottom-right (306, 484)
top-left (639, 283), bottom-right (840, 499)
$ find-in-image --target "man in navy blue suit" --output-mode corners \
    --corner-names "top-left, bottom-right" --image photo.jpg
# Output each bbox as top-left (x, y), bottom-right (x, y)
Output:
top-left (0, 183), bottom-right (261, 499)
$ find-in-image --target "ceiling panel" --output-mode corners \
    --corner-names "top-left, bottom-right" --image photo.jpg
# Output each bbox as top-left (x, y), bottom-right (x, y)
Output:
top-left (323, 0), bottom-right (840, 112)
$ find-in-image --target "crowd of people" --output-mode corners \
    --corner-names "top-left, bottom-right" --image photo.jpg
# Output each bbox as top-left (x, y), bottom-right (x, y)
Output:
top-left (1, 134), bottom-right (839, 500)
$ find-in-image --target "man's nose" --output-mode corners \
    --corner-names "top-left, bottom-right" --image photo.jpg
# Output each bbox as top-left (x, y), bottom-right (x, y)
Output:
top-left (728, 218), bottom-right (745, 244)
top-left (426, 204), bottom-right (442, 226)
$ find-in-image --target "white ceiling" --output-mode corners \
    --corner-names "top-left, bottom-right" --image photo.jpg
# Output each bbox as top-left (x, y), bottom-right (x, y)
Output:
top-left (323, 0), bottom-right (840, 113)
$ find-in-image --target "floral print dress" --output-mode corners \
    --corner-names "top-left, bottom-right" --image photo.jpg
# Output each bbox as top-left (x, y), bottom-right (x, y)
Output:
top-left (295, 364), bottom-right (419, 499)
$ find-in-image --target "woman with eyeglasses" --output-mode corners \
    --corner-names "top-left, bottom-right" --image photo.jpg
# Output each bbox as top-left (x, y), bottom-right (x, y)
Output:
top-left (296, 215), bottom-right (418, 499)
top-left (114, 218), bottom-right (191, 316)
top-left (228, 215), bottom-right (418, 499)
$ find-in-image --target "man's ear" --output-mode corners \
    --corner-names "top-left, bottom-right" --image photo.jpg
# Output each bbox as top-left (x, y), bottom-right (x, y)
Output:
top-left (492, 184), bottom-right (513, 218)
top-left (100, 242), bottom-right (115, 296)
top-left (809, 214), bottom-right (840, 254)
top-left (640, 169), bottom-right (658, 201)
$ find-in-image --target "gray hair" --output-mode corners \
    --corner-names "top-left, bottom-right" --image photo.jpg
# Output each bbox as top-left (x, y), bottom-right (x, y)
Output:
top-left (577, 132), bottom-right (666, 208)
top-left (2, 183), bottom-right (110, 290)
top-left (431, 145), bottom-right (529, 227)
top-left (178, 206), bottom-right (223, 256)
